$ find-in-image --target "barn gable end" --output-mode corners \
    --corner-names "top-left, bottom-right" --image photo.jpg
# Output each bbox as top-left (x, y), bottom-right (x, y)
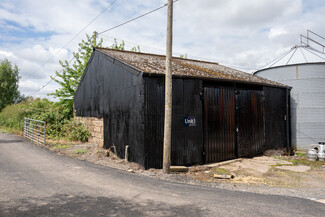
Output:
top-left (74, 50), bottom-right (146, 166)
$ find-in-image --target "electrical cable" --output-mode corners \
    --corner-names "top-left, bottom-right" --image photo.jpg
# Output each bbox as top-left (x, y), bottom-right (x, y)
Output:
top-left (101, 34), bottom-right (257, 71)
top-left (27, 0), bottom-right (120, 96)
top-left (29, 0), bottom-right (181, 96)
top-left (29, 56), bottom-right (75, 96)
top-left (98, 0), bottom-right (179, 35)
top-left (24, 0), bottom-right (119, 79)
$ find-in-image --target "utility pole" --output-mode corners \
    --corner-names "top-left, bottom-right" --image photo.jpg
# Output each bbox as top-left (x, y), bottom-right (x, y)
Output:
top-left (163, 0), bottom-right (173, 174)
top-left (93, 31), bottom-right (97, 47)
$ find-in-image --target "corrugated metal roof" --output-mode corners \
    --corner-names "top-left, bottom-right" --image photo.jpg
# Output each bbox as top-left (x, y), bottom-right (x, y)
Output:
top-left (260, 45), bottom-right (325, 70)
top-left (97, 48), bottom-right (288, 88)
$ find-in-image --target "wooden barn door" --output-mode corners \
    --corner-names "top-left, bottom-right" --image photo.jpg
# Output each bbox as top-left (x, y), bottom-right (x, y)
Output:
top-left (236, 89), bottom-right (265, 158)
top-left (204, 87), bottom-right (236, 163)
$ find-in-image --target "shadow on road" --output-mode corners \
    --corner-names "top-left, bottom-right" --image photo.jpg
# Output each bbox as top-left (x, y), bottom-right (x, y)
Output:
top-left (0, 194), bottom-right (206, 217)
top-left (0, 139), bottom-right (23, 144)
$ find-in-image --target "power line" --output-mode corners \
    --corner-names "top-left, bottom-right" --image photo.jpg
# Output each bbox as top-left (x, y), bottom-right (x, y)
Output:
top-left (101, 34), bottom-right (257, 72)
top-left (30, 0), bottom-right (182, 97)
top-left (24, 0), bottom-right (119, 79)
top-left (98, 0), bottom-right (179, 35)
top-left (27, 0), bottom-right (120, 97)
top-left (29, 56), bottom-right (75, 96)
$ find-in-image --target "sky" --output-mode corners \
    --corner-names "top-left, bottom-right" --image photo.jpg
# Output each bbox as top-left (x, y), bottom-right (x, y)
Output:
top-left (0, 0), bottom-right (325, 99)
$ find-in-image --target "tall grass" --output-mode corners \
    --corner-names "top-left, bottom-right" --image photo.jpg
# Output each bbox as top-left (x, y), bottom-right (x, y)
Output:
top-left (0, 98), bottom-right (90, 142)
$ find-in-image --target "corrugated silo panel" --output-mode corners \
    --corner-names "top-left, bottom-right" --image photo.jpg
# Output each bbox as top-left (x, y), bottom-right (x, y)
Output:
top-left (257, 66), bottom-right (296, 81)
top-left (297, 122), bottom-right (325, 142)
top-left (298, 64), bottom-right (325, 79)
top-left (298, 93), bottom-right (325, 108)
top-left (255, 63), bottom-right (325, 149)
top-left (296, 108), bottom-right (325, 123)
top-left (290, 93), bottom-right (299, 109)
top-left (285, 79), bottom-right (325, 93)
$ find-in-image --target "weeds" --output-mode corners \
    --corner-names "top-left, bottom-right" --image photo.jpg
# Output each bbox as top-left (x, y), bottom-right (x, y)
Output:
top-left (211, 167), bottom-right (231, 175)
top-left (52, 144), bottom-right (69, 150)
top-left (294, 152), bottom-right (307, 158)
top-left (75, 149), bottom-right (87, 154)
top-left (287, 158), bottom-right (325, 169)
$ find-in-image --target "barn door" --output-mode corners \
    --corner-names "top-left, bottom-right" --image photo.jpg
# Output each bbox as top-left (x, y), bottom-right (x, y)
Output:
top-left (204, 87), bottom-right (236, 163)
top-left (236, 90), bottom-right (265, 157)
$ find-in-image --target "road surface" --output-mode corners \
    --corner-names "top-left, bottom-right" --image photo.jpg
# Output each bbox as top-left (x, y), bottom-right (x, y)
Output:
top-left (0, 132), bottom-right (324, 216)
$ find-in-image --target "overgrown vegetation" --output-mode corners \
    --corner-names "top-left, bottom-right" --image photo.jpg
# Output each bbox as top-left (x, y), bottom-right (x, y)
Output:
top-left (0, 98), bottom-right (90, 142)
top-left (1, 35), bottom-right (141, 144)
top-left (0, 58), bottom-right (24, 111)
top-left (274, 152), bottom-right (325, 169)
top-left (50, 34), bottom-right (141, 120)
top-left (49, 33), bottom-right (104, 118)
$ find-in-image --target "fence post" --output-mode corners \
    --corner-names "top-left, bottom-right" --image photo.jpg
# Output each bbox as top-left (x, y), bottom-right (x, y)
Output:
top-left (24, 118), bottom-right (26, 138)
top-left (44, 122), bottom-right (46, 145)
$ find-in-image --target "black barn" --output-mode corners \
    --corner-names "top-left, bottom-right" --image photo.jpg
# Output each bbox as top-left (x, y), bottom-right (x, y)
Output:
top-left (74, 48), bottom-right (291, 169)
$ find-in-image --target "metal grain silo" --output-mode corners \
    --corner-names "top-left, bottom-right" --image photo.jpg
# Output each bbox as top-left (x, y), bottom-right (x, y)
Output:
top-left (254, 45), bottom-right (325, 150)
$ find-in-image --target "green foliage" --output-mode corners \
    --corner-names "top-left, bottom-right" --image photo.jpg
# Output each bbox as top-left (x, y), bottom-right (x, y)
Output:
top-left (49, 35), bottom-right (141, 120)
top-left (0, 98), bottom-right (90, 142)
top-left (0, 59), bottom-right (22, 111)
top-left (75, 149), bottom-right (87, 154)
top-left (211, 167), bottom-right (231, 175)
top-left (110, 38), bottom-right (125, 50)
top-left (111, 38), bottom-right (141, 52)
top-left (180, 53), bottom-right (187, 59)
top-left (62, 121), bottom-right (90, 142)
top-left (52, 144), bottom-right (69, 150)
top-left (131, 45), bottom-right (141, 52)
top-left (49, 33), bottom-right (104, 118)
top-left (294, 152), bottom-right (307, 158)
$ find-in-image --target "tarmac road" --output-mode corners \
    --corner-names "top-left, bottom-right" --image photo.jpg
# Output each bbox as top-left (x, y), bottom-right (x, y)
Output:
top-left (0, 132), bottom-right (324, 217)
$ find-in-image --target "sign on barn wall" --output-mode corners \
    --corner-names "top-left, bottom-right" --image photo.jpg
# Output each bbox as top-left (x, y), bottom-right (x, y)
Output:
top-left (184, 116), bottom-right (196, 126)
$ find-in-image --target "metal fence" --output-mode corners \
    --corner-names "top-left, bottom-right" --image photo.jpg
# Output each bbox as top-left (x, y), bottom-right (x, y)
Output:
top-left (24, 118), bottom-right (46, 145)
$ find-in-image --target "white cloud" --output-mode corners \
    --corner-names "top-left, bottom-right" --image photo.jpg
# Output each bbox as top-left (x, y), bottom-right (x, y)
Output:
top-left (0, 50), bottom-right (15, 58)
top-left (268, 28), bottom-right (288, 39)
top-left (19, 79), bottom-right (39, 93)
top-left (0, 0), bottom-right (324, 98)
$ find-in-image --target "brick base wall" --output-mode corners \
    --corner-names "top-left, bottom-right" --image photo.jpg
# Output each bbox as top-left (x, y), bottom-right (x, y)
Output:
top-left (75, 116), bottom-right (104, 148)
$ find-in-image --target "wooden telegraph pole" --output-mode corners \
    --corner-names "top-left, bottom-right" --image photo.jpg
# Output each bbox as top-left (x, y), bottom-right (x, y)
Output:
top-left (93, 31), bottom-right (97, 47)
top-left (163, 0), bottom-right (173, 174)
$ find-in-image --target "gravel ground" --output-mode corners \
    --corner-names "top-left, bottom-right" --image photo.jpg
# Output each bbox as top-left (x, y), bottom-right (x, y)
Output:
top-left (46, 142), bottom-right (325, 201)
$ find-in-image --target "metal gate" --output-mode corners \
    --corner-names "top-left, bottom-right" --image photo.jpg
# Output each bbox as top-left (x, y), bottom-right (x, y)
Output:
top-left (204, 87), bottom-right (236, 163)
top-left (24, 117), bottom-right (46, 145)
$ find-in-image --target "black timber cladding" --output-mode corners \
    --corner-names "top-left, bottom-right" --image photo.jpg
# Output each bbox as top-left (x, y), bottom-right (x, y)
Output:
top-left (74, 50), bottom-right (146, 166)
top-left (74, 48), bottom-right (292, 169)
top-left (204, 87), bottom-right (236, 163)
top-left (236, 88), bottom-right (265, 157)
top-left (144, 77), bottom-right (203, 169)
top-left (263, 87), bottom-right (290, 150)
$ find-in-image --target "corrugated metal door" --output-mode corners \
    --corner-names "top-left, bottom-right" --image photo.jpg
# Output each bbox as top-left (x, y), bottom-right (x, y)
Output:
top-left (204, 87), bottom-right (236, 163)
top-left (144, 77), bottom-right (203, 169)
top-left (236, 90), bottom-right (265, 157)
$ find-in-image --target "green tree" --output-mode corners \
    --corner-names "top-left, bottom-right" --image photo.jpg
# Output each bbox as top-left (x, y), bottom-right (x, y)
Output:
top-left (49, 33), bottom-right (103, 118)
top-left (50, 35), bottom-right (140, 119)
top-left (0, 59), bottom-right (21, 111)
top-left (131, 45), bottom-right (141, 52)
top-left (110, 38), bottom-right (125, 50)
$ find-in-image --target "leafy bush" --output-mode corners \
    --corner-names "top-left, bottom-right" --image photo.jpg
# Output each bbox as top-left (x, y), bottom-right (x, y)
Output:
top-left (62, 121), bottom-right (90, 142)
top-left (0, 97), bottom-right (90, 142)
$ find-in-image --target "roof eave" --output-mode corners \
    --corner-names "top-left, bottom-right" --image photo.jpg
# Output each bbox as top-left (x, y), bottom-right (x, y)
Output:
top-left (142, 72), bottom-right (291, 89)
